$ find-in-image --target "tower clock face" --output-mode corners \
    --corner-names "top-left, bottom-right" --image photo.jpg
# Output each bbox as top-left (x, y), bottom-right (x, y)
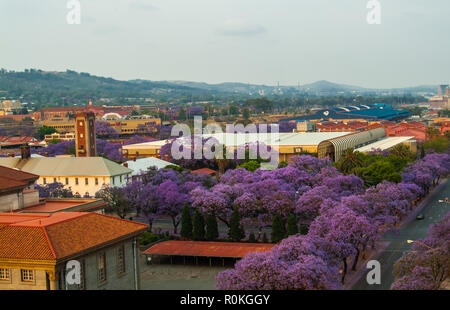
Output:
top-left (323, 111), bottom-right (329, 116)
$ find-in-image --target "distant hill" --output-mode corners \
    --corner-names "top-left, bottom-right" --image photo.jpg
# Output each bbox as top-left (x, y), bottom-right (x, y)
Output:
top-left (0, 69), bottom-right (438, 107)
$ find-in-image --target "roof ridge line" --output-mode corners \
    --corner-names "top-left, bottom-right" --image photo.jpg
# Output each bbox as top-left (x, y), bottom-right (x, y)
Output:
top-left (41, 226), bottom-right (57, 259)
top-left (97, 212), bottom-right (148, 227)
top-left (43, 212), bottom-right (91, 228)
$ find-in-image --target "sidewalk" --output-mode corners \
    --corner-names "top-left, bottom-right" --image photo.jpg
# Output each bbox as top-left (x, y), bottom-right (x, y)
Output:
top-left (343, 241), bottom-right (390, 290)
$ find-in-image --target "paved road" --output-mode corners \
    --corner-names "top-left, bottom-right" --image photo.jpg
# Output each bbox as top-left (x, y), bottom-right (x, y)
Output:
top-left (352, 179), bottom-right (450, 290)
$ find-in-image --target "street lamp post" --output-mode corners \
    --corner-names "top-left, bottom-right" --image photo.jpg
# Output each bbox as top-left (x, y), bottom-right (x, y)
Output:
top-left (406, 240), bottom-right (435, 250)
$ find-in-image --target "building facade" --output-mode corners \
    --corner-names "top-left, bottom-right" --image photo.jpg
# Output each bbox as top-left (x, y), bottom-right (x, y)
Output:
top-left (75, 112), bottom-right (97, 157)
top-left (0, 212), bottom-right (147, 290)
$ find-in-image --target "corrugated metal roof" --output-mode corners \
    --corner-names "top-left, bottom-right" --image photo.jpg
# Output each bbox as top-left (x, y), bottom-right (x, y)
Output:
top-left (123, 132), bottom-right (353, 150)
top-left (125, 157), bottom-right (176, 175)
top-left (0, 157), bottom-right (132, 177)
top-left (144, 241), bottom-right (275, 258)
top-left (355, 136), bottom-right (414, 152)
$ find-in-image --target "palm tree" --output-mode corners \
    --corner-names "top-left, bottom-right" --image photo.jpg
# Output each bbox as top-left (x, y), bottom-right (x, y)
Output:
top-left (336, 148), bottom-right (363, 175)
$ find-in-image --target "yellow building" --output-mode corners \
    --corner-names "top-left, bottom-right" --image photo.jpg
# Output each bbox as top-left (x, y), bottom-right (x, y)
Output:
top-left (0, 157), bottom-right (132, 197)
top-left (122, 132), bottom-right (353, 162)
top-left (42, 118), bottom-right (161, 135)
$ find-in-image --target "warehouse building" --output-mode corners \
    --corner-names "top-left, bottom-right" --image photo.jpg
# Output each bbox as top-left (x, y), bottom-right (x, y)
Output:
top-left (317, 127), bottom-right (387, 162)
top-left (123, 132), bottom-right (353, 162)
top-left (281, 104), bottom-right (411, 123)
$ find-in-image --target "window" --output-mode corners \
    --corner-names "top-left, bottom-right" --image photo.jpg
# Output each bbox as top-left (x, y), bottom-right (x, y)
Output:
top-left (0, 268), bottom-right (10, 280)
top-left (120, 175), bottom-right (122, 183)
top-left (117, 245), bottom-right (126, 274)
top-left (95, 178), bottom-right (99, 185)
top-left (43, 178), bottom-right (46, 185)
top-left (98, 252), bottom-right (107, 283)
top-left (85, 178), bottom-right (89, 185)
top-left (75, 178), bottom-right (79, 185)
top-left (111, 177), bottom-right (115, 186)
top-left (53, 178), bottom-right (57, 183)
top-left (65, 178), bottom-right (69, 185)
top-left (21, 269), bottom-right (34, 282)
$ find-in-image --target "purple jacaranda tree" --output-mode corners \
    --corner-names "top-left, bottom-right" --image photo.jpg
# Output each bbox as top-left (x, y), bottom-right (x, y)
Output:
top-left (156, 179), bottom-right (189, 234)
top-left (96, 138), bottom-right (123, 162)
top-left (278, 121), bottom-right (297, 133)
top-left (34, 182), bottom-right (74, 198)
top-left (124, 180), bottom-right (159, 231)
top-left (308, 205), bottom-right (377, 283)
top-left (295, 186), bottom-right (338, 223)
top-left (32, 140), bottom-right (75, 157)
top-left (124, 135), bottom-right (157, 145)
top-left (392, 212), bottom-right (450, 290)
top-left (402, 153), bottom-right (450, 194)
top-left (95, 120), bottom-right (119, 139)
top-left (136, 121), bottom-right (160, 136)
top-left (288, 155), bottom-right (331, 174)
top-left (191, 184), bottom-right (235, 227)
top-left (216, 234), bottom-right (341, 290)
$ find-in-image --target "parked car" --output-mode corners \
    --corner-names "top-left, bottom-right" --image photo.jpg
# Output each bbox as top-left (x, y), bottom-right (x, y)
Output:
top-left (416, 213), bottom-right (425, 220)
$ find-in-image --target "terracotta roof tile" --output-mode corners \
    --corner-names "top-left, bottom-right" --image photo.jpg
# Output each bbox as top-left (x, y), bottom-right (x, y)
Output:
top-left (0, 212), bottom-right (148, 261)
top-left (144, 241), bottom-right (275, 258)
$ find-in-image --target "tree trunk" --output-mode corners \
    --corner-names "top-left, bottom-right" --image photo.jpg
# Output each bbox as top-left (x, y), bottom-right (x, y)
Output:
top-left (352, 248), bottom-right (360, 271)
top-left (172, 217), bottom-right (178, 234)
top-left (341, 258), bottom-right (347, 284)
top-left (361, 244), bottom-right (367, 259)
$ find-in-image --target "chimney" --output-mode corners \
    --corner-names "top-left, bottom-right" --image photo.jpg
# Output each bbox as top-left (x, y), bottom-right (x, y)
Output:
top-left (123, 162), bottom-right (128, 168)
top-left (21, 143), bottom-right (31, 160)
top-left (8, 153), bottom-right (14, 157)
top-left (133, 157), bottom-right (136, 162)
top-left (44, 152), bottom-right (49, 157)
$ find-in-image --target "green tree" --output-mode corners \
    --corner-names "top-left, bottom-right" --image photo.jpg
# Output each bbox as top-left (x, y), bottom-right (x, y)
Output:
top-left (242, 107), bottom-right (250, 119)
top-left (271, 214), bottom-right (286, 243)
top-left (286, 214), bottom-right (298, 236)
top-left (390, 144), bottom-right (416, 161)
top-left (336, 148), bottom-right (363, 175)
top-left (237, 160), bottom-right (261, 172)
top-left (193, 210), bottom-right (205, 241)
top-left (356, 160), bottom-right (402, 187)
top-left (48, 138), bottom-right (62, 144)
top-left (229, 104), bottom-right (239, 115)
top-left (37, 126), bottom-right (57, 140)
top-left (96, 186), bottom-right (131, 219)
top-left (278, 161), bottom-right (288, 168)
top-left (423, 137), bottom-right (449, 153)
top-left (248, 232), bottom-right (257, 243)
top-left (229, 208), bottom-right (245, 242)
top-left (299, 224), bottom-right (309, 235)
top-left (205, 214), bottom-right (219, 241)
top-left (178, 108), bottom-right (187, 120)
top-left (262, 232), bottom-right (268, 243)
top-left (180, 203), bottom-right (193, 239)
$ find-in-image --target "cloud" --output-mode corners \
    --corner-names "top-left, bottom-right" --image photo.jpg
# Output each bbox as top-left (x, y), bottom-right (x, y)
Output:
top-left (129, 1), bottom-right (159, 11)
top-left (216, 19), bottom-right (267, 37)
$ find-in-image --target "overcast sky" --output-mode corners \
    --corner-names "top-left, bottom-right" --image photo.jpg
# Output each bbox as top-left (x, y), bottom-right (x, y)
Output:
top-left (0, 0), bottom-right (449, 88)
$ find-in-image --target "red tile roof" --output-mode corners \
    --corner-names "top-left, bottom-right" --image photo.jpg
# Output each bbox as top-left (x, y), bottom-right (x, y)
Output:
top-left (0, 165), bottom-right (39, 183)
top-left (0, 165), bottom-right (39, 193)
top-left (191, 168), bottom-right (217, 176)
top-left (144, 241), bottom-right (275, 258)
top-left (0, 212), bottom-right (148, 261)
